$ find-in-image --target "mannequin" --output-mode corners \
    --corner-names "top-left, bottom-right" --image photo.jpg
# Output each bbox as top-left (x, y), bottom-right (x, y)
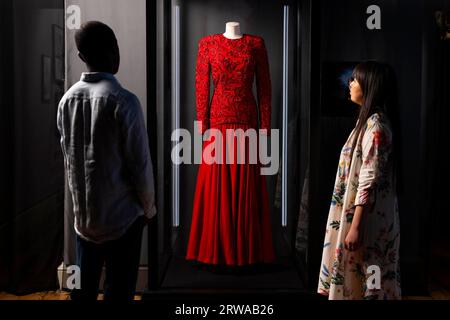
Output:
top-left (223, 21), bottom-right (243, 39)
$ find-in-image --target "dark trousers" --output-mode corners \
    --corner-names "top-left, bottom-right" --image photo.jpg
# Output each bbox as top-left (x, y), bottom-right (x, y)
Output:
top-left (70, 216), bottom-right (145, 301)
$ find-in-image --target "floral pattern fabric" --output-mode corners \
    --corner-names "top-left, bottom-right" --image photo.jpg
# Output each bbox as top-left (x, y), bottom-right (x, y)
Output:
top-left (318, 113), bottom-right (401, 300)
top-left (195, 34), bottom-right (271, 134)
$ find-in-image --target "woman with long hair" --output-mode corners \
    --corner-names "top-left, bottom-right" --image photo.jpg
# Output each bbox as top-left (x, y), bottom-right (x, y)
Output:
top-left (318, 61), bottom-right (401, 300)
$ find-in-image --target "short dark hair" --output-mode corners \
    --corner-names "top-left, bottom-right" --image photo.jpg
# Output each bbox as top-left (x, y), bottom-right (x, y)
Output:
top-left (75, 21), bottom-right (118, 69)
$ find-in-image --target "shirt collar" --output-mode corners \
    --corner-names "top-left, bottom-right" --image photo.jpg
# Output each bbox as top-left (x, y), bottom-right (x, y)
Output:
top-left (80, 72), bottom-right (117, 83)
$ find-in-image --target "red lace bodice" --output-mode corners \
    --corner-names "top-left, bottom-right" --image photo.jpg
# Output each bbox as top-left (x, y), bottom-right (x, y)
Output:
top-left (195, 34), bottom-right (272, 134)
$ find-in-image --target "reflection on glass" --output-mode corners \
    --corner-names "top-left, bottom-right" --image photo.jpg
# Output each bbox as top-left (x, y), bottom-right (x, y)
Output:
top-left (172, 4), bottom-right (180, 227)
top-left (282, 5), bottom-right (289, 226)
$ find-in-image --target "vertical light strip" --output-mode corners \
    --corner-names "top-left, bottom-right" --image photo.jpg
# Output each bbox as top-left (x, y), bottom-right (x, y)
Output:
top-left (172, 4), bottom-right (180, 227)
top-left (282, 5), bottom-right (289, 227)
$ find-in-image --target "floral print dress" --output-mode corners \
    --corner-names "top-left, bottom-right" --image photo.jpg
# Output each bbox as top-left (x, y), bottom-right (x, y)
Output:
top-left (318, 113), bottom-right (401, 300)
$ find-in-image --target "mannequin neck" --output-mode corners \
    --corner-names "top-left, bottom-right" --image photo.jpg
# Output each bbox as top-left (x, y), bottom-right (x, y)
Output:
top-left (223, 22), bottom-right (243, 39)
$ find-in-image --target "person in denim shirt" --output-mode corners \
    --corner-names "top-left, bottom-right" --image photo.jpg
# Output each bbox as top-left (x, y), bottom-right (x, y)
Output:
top-left (57, 21), bottom-right (156, 301)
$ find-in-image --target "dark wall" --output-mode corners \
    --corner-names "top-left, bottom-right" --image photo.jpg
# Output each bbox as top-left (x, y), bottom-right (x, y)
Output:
top-left (308, 0), bottom-right (447, 295)
top-left (0, 0), bottom-right (15, 290)
top-left (0, 0), bottom-right (64, 293)
top-left (421, 0), bottom-right (450, 288)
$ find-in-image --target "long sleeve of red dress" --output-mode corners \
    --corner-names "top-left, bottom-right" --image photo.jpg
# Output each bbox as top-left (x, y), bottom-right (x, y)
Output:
top-left (195, 38), bottom-right (211, 134)
top-left (255, 38), bottom-right (272, 134)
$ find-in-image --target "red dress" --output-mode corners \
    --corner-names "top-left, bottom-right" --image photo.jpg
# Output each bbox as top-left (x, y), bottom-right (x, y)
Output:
top-left (186, 34), bottom-right (275, 266)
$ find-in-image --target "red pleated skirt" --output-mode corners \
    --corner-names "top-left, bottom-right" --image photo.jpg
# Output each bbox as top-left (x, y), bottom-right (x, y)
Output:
top-left (186, 123), bottom-right (275, 266)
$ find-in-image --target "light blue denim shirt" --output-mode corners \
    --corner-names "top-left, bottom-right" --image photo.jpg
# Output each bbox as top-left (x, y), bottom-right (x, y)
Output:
top-left (57, 72), bottom-right (156, 244)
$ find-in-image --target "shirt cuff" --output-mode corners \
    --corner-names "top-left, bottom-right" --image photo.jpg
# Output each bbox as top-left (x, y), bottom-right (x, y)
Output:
top-left (144, 204), bottom-right (157, 220)
top-left (354, 188), bottom-right (374, 206)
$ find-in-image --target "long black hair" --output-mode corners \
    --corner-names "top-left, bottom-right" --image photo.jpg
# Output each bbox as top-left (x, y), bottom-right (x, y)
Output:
top-left (350, 61), bottom-right (401, 186)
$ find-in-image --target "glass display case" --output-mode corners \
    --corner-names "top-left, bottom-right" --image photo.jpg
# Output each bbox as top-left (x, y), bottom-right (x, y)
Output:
top-left (153, 0), bottom-right (313, 292)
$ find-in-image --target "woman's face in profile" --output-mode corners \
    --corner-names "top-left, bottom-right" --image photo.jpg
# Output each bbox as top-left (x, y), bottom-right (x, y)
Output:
top-left (349, 77), bottom-right (364, 106)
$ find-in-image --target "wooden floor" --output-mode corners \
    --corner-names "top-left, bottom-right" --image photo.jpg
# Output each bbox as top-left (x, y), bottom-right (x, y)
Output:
top-left (0, 291), bottom-right (142, 300)
top-left (0, 287), bottom-right (449, 300)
